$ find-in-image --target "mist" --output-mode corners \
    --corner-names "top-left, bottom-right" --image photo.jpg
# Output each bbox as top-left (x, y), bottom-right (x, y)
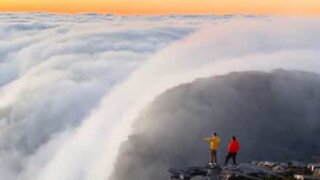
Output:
top-left (0, 13), bottom-right (320, 180)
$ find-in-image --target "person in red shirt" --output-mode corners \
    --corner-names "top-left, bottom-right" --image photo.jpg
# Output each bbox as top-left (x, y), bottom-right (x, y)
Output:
top-left (225, 136), bottom-right (240, 166)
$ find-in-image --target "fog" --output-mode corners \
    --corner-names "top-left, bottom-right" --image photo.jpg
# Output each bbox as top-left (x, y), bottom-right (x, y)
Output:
top-left (0, 13), bottom-right (320, 180)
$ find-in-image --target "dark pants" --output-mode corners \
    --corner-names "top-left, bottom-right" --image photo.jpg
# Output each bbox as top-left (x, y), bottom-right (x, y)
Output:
top-left (225, 152), bottom-right (237, 165)
top-left (210, 150), bottom-right (217, 164)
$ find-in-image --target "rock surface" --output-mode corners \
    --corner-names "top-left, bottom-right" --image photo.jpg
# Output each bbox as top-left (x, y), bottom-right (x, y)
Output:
top-left (169, 161), bottom-right (320, 180)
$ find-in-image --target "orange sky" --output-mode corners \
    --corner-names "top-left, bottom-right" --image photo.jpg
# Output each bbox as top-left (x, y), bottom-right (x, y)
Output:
top-left (0, 0), bottom-right (320, 16)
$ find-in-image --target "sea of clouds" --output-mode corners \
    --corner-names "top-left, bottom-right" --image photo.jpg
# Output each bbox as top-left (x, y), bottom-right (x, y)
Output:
top-left (0, 13), bottom-right (320, 180)
top-left (0, 13), bottom-right (235, 180)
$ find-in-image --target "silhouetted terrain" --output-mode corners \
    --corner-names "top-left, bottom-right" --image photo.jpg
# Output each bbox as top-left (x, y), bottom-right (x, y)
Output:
top-left (168, 161), bottom-right (320, 179)
top-left (111, 70), bottom-right (320, 180)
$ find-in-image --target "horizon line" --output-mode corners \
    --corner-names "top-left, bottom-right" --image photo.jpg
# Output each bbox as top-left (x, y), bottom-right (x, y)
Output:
top-left (0, 11), bottom-right (318, 17)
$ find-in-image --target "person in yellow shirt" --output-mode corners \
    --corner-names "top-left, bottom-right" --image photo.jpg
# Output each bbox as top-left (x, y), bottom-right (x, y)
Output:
top-left (204, 132), bottom-right (221, 165)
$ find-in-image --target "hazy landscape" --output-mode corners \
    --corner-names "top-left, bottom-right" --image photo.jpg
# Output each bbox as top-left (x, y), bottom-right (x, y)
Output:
top-left (0, 14), bottom-right (320, 180)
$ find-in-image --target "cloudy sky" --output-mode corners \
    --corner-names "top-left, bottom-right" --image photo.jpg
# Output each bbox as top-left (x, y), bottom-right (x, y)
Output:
top-left (0, 0), bottom-right (320, 15)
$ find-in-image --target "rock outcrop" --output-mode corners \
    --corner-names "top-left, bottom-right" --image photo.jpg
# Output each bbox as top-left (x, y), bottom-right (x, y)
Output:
top-left (111, 70), bottom-right (320, 180)
top-left (169, 161), bottom-right (320, 180)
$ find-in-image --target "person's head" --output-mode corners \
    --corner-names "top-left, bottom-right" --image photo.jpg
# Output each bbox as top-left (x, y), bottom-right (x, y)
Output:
top-left (213, 132), bottom-right (217, 136)
top-left (232, 136), bottom-right (236, 140)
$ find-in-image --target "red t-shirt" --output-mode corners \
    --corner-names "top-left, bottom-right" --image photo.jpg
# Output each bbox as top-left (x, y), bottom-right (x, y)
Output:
top-left (228, 140), bottom-right (240, 153)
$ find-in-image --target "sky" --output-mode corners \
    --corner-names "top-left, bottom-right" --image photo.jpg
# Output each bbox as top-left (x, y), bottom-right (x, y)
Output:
top-left (0, 0), bottom-right (320, 15)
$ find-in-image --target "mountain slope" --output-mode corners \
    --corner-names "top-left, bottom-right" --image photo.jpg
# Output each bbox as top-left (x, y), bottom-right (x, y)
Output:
top-left (111, 70), bottom-right (320, 180)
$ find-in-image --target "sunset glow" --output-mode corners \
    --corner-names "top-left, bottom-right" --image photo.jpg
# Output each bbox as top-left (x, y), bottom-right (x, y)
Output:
top-left (0, 0), bottom-right (320, 15)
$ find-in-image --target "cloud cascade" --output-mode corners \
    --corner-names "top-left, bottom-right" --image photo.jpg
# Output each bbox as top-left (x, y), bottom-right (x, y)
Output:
top-left (0, 13), bottom-right (319, 180)
top-left (0, 13), bottom-right (208, 180)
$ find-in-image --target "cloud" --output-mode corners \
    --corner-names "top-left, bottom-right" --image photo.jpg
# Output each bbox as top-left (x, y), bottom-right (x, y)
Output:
top-left (0, 13), bottom-right (199, 180)
top-left (0, 13), bottom-right (319, 180)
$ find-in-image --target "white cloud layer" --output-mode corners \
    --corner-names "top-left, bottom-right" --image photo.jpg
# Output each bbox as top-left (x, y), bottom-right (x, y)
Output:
top-left (0, 13), bottom-right (319, 180)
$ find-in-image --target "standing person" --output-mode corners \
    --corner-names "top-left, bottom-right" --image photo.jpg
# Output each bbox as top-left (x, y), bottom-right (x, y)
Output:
top-left (204, 132), bottom-right (221, 165)
top-left (225, 136), bottom-right (240, 166)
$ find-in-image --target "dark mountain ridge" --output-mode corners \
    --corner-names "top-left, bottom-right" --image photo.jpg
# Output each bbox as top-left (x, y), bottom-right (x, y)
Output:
top-left (111, 70), bottom-right (320, 180)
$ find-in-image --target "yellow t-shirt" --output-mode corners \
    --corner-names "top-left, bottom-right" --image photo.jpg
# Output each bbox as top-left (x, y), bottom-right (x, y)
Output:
top-left (205, 136), bottom-right (220, 150)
